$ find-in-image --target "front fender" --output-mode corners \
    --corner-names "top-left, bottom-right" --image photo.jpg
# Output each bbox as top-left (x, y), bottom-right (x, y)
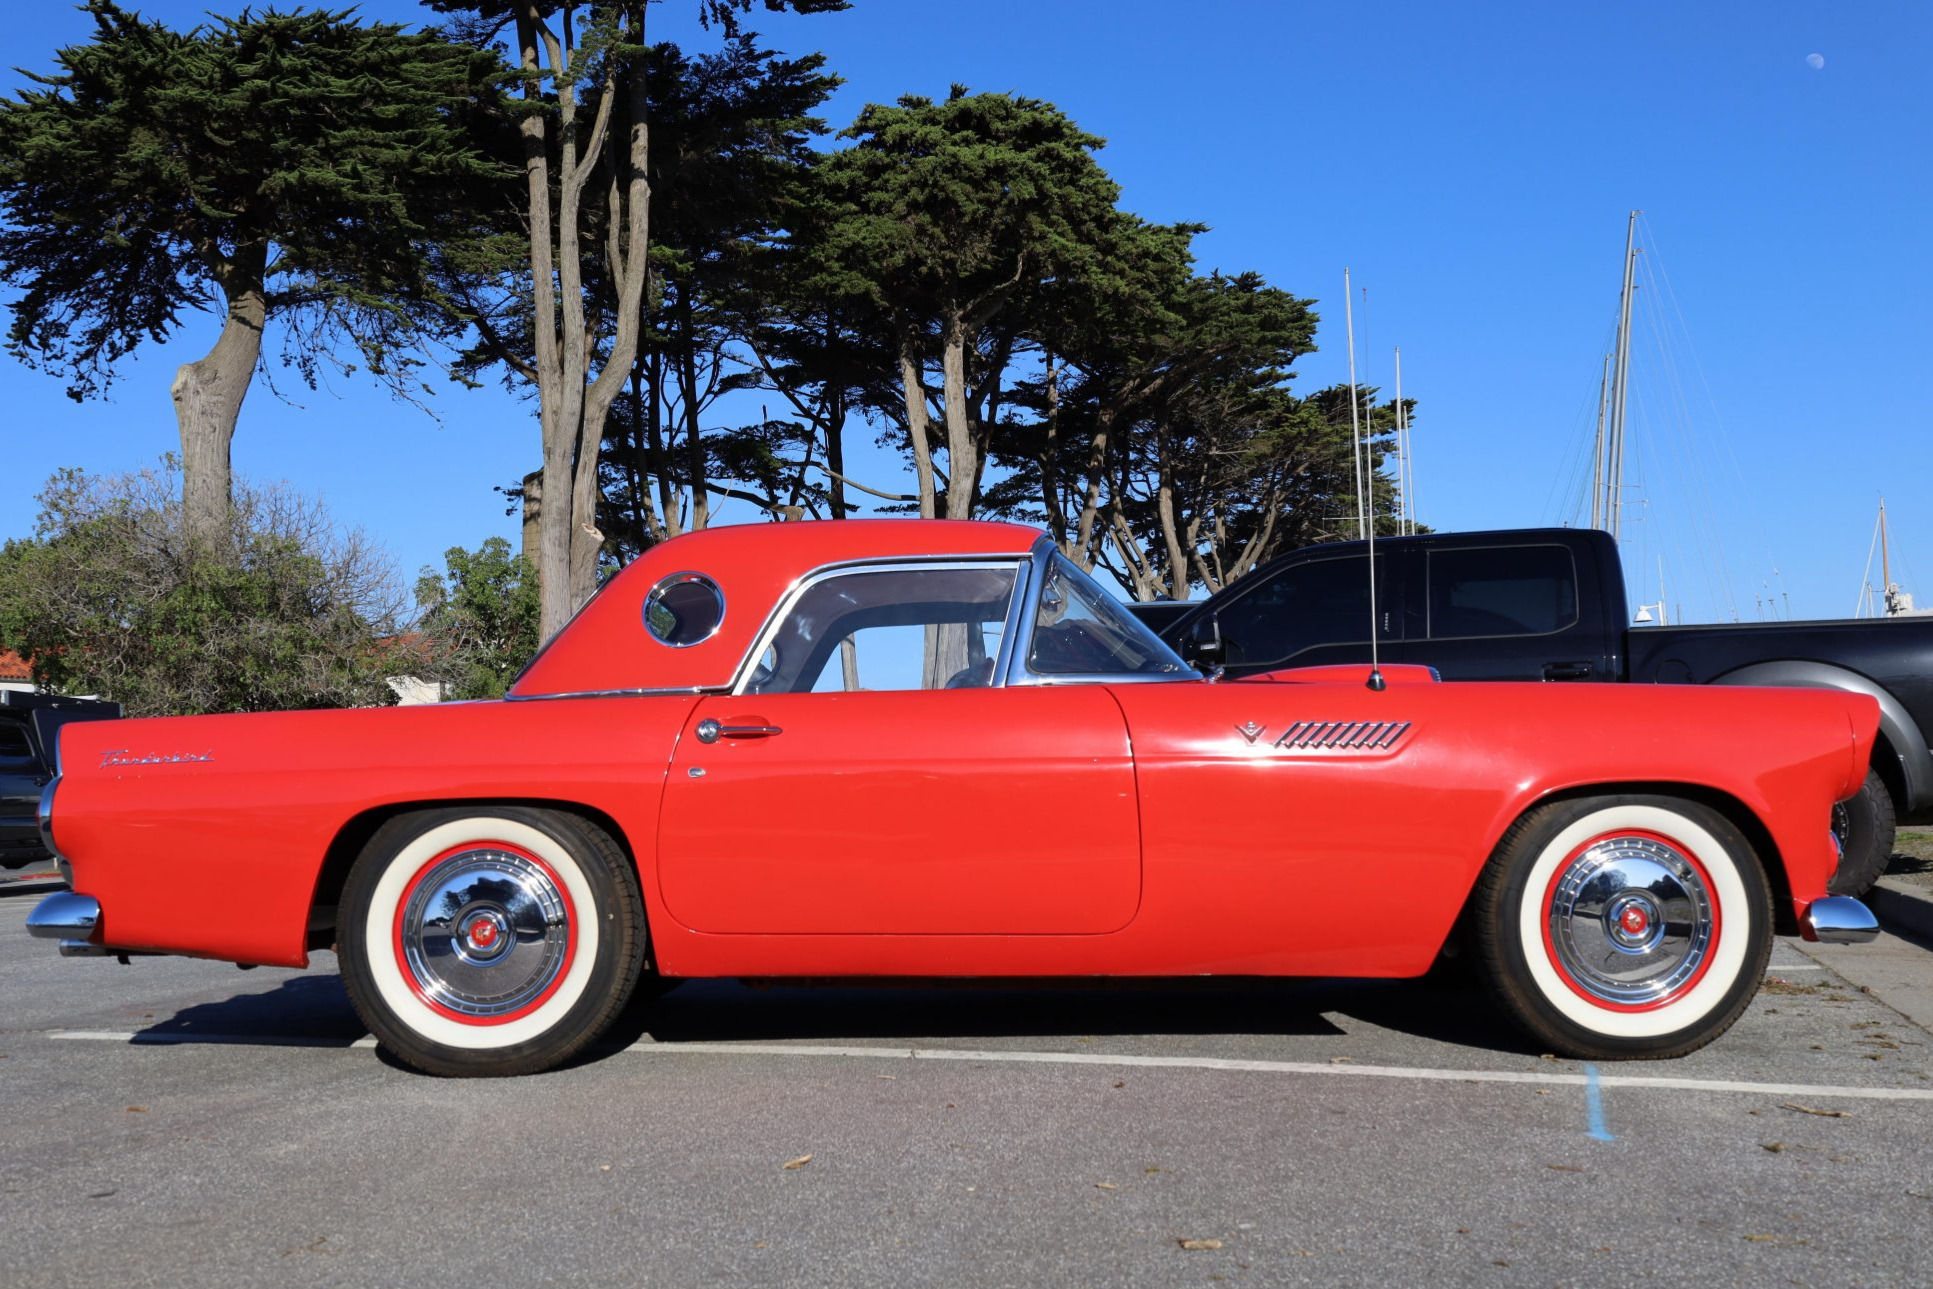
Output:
top-left (1710, 659), bottom-right (1932, 813)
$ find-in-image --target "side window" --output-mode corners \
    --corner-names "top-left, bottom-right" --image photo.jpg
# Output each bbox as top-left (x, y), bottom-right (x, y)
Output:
top-left (1428, 545), bottom-right (1577, 639)
top-left (0, 719), bottom-right (33, 768)
top-left (1214, 554), bottom-right (1387, 667)
top-left (744, 565), bottom-right (1018, 695)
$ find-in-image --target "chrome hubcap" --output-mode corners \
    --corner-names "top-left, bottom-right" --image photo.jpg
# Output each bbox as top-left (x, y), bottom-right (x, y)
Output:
top-left (1547, 835), bottom-right (1714, 1006)
top-left (399, 848), bottom-right (570, 1018)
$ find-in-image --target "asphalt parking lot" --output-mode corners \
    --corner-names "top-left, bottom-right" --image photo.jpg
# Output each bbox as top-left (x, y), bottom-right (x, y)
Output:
top-left (3, 876), bottom-right (1931, 1288)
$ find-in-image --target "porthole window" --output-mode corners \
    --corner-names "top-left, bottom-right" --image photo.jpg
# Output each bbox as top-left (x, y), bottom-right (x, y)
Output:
top-left (642, 572), bottom-right (725, 647)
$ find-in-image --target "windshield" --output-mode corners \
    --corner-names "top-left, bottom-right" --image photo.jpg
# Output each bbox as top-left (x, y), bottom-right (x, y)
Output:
top-left (1029, 555), bottom-right (1194, 678)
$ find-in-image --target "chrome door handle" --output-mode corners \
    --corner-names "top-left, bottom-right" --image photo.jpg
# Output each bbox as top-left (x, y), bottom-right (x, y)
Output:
top-left (695, 719), bottom-right (783, 744)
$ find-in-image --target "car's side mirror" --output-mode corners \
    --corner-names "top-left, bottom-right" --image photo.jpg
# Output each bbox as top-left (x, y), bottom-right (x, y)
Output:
top-left (1181, 612), bottom-right (1225, 669)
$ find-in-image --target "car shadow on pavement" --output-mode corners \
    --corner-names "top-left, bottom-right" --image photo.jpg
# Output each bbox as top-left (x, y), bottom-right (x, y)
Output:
top-left (126, 965), bottom-right (1539, 1063)
top-left (134, 972), bottom-right (368, 1047)
top-left (608, 974), bottom-right (1538, 1058)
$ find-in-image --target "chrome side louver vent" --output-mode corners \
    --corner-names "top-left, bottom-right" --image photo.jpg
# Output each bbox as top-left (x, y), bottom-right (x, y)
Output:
top-left (1273, 720), bottom-right (1412, 751)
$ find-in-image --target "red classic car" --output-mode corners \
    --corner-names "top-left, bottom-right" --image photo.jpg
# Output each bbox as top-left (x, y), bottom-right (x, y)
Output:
top-left (29, 520), bottom-right (1882, 1076)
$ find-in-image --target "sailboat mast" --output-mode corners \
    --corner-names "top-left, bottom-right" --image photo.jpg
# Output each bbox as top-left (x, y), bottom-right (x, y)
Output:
top-left (1607, 210), bottom-right (1640, 541)
top-left (1394, 347), bottom-right (1408, 536)
top-left (1344, 268), bottom-right (1365, 540)
top-left (1881, 497), bottom-right (1892, 595)
top-left (1590, 352), bottom-right (1610, 530)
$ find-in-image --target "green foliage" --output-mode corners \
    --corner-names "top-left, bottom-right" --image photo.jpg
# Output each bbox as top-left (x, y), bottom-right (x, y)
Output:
top-left (814, 88), bottom-right (1124, 322)
top-left (0, 464), bottom-right (405, 715)
top-left (0, 0), bottom-right (514, 399)
top-left (589, 37), bottom-right (838, 550)
top-left (413, 538), bottom-right (541, 700)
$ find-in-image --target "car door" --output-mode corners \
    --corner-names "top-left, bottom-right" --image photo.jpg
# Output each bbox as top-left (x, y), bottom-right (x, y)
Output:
top-left (655, 561), bottom-right (1142, 935)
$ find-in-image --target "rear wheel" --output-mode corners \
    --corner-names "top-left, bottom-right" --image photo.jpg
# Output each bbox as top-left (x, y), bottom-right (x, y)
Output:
top-left (1827, 769), bottom-right (1896, 898)
top-left (1474, 794), bottom-right (1771, 1060)
top-left (339, 807), bottom-right (645, 1077)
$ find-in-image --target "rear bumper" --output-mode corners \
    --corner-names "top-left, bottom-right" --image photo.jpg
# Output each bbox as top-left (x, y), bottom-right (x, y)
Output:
top-left (26, 891), bottom-right (107, 957)
top-left (1801, 895), bottom-right (1880, 945)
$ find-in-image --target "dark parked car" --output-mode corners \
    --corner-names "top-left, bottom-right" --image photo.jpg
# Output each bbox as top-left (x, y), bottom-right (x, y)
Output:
top-left (1, 692), bottom-right (120, 870)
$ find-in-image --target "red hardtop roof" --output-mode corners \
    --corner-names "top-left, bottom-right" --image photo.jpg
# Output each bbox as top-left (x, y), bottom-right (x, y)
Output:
top-left (511, 519), bottom-right (1043, 697)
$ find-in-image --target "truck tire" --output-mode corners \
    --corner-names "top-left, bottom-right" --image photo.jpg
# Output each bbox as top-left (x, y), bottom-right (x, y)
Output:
top-left (339, 807), bottom-right (646, 1077)
top-left (1827, 769), bottom-right (1896, 899)
top-left (1473, 794), bottom-right (1772, 1060)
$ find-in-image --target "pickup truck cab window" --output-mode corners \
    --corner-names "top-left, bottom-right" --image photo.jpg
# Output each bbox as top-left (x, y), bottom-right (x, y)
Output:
top-left (741, 563), bottom-right (1019, 694)
top-left (0, 721), bottom-right (33, 768)
top-left (1427, 544), bottom-right (1578, 639)
top-left (1214, 553), bottom-right (1394, 669)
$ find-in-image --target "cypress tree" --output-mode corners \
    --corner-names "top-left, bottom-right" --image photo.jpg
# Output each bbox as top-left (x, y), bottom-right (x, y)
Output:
top-left (0, 1), bottom-right (513, 549)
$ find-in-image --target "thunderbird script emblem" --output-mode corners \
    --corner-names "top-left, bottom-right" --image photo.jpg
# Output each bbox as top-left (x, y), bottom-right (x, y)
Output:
top-left (1236, 721), bottom-right (1267, 744)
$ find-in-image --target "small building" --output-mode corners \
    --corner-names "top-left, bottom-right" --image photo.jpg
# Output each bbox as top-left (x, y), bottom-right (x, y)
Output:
top-left (0, 650), bottom-right (33, 695)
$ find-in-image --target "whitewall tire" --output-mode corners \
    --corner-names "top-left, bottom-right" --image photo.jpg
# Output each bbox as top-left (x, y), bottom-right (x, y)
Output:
top-left (339, 807), bottom-right (645, 1077)
top-left (1475, 795), bottom-right (1771, 1060)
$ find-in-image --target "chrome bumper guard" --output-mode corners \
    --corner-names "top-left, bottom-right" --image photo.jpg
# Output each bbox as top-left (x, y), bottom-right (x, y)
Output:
top-left (27, 891), bottom-right (105, 957)
top-left (1801, 895), bottom-right (1880, 945)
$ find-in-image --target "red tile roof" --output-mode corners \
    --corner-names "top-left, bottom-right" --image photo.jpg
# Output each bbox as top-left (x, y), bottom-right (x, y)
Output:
top-left (0, 650), bottom-right (29, 682)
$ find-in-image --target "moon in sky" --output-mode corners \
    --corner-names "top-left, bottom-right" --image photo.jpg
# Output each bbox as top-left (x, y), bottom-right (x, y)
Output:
top-left (1806, 52), bottom-right (1826, 69)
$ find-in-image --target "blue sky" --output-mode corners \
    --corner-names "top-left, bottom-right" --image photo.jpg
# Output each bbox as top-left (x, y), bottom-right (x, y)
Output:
top-left (3, 1), bottom-right (1927, 621)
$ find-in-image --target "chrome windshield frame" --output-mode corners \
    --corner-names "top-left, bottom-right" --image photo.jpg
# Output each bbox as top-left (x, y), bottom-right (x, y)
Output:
top-left (1001, 537), bottom-right (1201, 688)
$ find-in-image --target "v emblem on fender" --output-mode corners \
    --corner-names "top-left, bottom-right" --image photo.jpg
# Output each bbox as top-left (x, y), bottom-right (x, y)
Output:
top-left (1236, 721), bottom-right (1267, 745)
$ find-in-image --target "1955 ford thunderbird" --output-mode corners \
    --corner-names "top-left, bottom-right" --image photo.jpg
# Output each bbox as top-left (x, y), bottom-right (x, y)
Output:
top-left (28, 520), bottom-right (1883, 1076)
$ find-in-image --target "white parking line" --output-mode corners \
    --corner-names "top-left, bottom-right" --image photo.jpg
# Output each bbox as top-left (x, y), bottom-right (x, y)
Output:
top-left (608, 1041), bottom-right (1933, 1100)
top-left (43, 1029), bottom-right (1933, 1101)
top-left (50, 1030), bottom-right (378, 1049)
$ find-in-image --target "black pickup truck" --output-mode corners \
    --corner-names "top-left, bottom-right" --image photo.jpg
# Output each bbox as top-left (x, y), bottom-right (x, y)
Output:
top-left (1135, 527), bottom-right (1933, 896)
top-left (0, 692), bottom-right (120, 871)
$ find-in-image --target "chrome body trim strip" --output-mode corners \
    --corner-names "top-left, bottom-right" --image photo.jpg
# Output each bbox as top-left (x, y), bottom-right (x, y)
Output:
top-left (37, 776), bottom-right (59, 858)
top-left (28, 891), bottom-right (101, 941)
top-left (729, 555), bottom-right (1031, 695)
top-left (1802, 895), bottom-right (1880, 945)
top-left (503, 687), bottom-right (718, 703)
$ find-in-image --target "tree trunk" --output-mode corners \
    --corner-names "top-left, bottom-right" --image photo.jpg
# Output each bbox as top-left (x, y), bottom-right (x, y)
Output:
top-left (514, 9), bottom-right (571, 640)
top-left (678, 293), bottom-right (710, 531)
top-left (898, 335), bottom-right (937, 520)
top-left (1069, 405), bottom-right (1119, 569)
top-left (940, 312), bottom-right (975, 519)
top-left (170, 272), bottom-right (267, 551)
top-left (569, 17), bottom-right (651, 610)
top-left (825, 316), bottom-right (849, 519)
top-left (520, 3), bottom-right (651, 638)
top-left (1038, 350), bottom-right (1064, 545)
top-left (1156, 428), bottom-right (1187, 599)
top-left (520, 467), bottom-right (544, 568)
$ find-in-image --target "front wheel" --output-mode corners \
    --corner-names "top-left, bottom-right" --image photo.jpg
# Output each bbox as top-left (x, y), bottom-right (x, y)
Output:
top-left (339, 807), bottom-right (646, 1077)
top-left (1473, 795), bottom-right (1771, 1060)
